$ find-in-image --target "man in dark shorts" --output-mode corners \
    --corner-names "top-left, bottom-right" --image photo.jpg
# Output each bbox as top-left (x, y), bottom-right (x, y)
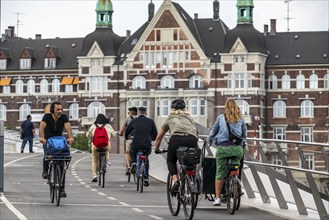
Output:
top-left (39, 101), bottom-right (74, 197)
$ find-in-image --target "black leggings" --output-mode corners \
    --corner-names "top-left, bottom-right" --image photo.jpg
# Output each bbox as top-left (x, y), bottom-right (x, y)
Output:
top-left (167, 135), bottom-right (198, 176)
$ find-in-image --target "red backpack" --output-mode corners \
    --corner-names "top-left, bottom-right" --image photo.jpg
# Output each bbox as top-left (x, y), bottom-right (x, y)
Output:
top-left (92, 124), bottom-right (109, 148)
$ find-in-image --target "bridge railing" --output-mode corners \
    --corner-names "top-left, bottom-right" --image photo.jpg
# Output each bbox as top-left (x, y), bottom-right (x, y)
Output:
top-left (206, 137), bottom-right (329, 220)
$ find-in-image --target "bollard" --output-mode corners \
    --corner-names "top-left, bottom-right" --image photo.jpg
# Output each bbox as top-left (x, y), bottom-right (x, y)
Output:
top-left (0, 120), bottom-right (4, 192)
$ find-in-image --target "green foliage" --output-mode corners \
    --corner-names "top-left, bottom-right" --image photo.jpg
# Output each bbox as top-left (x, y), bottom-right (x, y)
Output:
top-left (71, 133), bottom-right (90, 152)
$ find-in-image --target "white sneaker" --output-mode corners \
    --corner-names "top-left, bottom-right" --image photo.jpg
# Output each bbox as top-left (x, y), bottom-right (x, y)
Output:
top-left (92, 175), bottom-right (98, 182)
top-left (108, 161), bottom-right (111, 167)
top-left (213, 198), bottom-right (221, 206)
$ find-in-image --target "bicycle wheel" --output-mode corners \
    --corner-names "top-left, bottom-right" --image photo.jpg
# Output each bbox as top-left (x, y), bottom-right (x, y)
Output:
top-left (235, 181), bottom-right (241, 210)
top-left (183, 175), bottom-right (195, 220)
top-left (192, 175), bottom-right (199, 209)
top-left (139, 162), bottom-right (145, 193)
top-left (226, 176), bottom-right (238, 215)
top-left (48, 163), bottom-right (54, 203)
top-left (55, 163), bottom-right (62, 206)
top-left (101, 156), bottom-right (106, 188)
top-left (98, 155), bottom-right (103, 186)
top-left (166, 173), bottom-right (180, 216)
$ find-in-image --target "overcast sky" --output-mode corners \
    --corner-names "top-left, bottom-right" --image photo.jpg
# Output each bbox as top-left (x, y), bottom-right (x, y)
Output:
top-left (1, 0), bottom-right (328, 39)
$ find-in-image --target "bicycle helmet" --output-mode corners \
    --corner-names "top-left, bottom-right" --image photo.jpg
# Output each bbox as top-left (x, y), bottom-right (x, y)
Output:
top-left (171, 99), bottom-right (186, 109)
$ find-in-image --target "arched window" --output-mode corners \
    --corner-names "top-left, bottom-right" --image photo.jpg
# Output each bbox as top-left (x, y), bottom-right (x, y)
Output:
top-left (160, 75), bottom-right (175, 89)
top-left (301, 100), bottom-right (314, 117)
top-left (132, 76), bottom-right (146, 89)
top-left (69, 103), bottom-right (79, 120)
top-left (189, 75), bottom-right (203, 89)
top-left (27, 79), bottom-right (35, 95)
top-left (15, 79), bottom-right (24, 94)
top-left (0, 104), bottom-right (6, 120)
top-left (268, 74), bottom-right (277, 89)
top-left (273, 100), bottom-right (286, 117)
top-left (281, 74), bottom-right (291, 89)
top-left (296, 74), bottom-right (305, 89)
top-left (309, 73), bottom-right (318, 89)
top-left (40, 79), bottom-right (48, 93)
top-left (52, 79), bottom-right (60, 93)
top-left (87, 101), bottom-right (105, 118)
top-left (235, 99), bottom-right (250, 115)
top-left (19, 104), bottom-right (31, 120)
top-left (323, 73), bottom-right (329, 89)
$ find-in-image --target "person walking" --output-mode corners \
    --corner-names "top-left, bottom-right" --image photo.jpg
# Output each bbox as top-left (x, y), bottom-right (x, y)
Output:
top-left (154, 99), bottom-right (199, 192)
top-left (20, 115), bottom-right (36, 153)
top-left (39, 101), bottom-right (74, 198)
top-left (125, 107), bottom-right (158, 187)
top-left (87, 113), bottom-right (116, 182)
top-left (207, 99), bottom-right (246, 206)
top-left (119, 107), bottom-right (138, 175)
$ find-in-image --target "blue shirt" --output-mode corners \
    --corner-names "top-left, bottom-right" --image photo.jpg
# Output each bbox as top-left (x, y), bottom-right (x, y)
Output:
top-left (207, 114), bottom-right (247, 146)
top-left (21, 119), bottom-right (34, 137)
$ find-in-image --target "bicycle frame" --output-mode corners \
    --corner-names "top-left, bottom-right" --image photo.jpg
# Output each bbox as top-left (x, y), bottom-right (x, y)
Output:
top-left (96, 148), bottom-right (107, 188)
top-left (136, 151), bottom-right (148, 193)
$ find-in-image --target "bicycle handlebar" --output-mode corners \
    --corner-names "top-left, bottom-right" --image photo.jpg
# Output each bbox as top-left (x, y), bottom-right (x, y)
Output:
top-left (155, 149), bottom-right (168, 154)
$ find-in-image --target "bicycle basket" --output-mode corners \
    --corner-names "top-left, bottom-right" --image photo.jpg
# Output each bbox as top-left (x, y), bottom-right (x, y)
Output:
top-left (177, 147), bottom-right (201, 166)
top-left (46, 136), bottom-right (70, 156)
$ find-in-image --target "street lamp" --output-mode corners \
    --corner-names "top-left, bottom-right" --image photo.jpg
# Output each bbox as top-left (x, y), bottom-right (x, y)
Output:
top-left (213, 52), bottom-right (219, 115)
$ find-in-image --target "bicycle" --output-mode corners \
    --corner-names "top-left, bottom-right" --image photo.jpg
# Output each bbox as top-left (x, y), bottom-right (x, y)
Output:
top-left (46, 155), bottom-right (71, 206)
top-left (157, 147), bottom-right (200, 220)
top-left (97, 148), bottom-right (108, 188)
top-left (134, 151), bottom-right (148, 193)
top-left (220, 158), bottom-right (242, 215)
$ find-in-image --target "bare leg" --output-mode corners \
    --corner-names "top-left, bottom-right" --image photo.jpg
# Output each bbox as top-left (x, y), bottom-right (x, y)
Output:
top-left (125, 151), bottom-right (131, 168)
top-left (172, 174), bottom-right (179, 182)
top-left (215, 179), bottom-right (224, 199)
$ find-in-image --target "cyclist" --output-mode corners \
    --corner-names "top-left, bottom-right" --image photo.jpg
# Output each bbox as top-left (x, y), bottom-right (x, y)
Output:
top-left (154, 99), bottom-right (199, 192)
top-left (118, 107), bottom-right (138, 175)
top-left (87, 113), bottom-right (116, 182)
top-left (39, 101), bottom-right (74, 198)
top-left (125, 107), bottom-right (158, 187)
top-left (207, 99), bottom-right (246, 206)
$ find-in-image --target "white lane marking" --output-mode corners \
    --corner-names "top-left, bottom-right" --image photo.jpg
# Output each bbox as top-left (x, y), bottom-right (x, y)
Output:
top-left (119, 185), bottom-right (124, 187)
top-left (0, 193), bottom-right (27, 220)
top-left (119, 202), bottom-right (129, 206)
top-left (4, 154), bottom-right (38, 167)
top-left (85, 185), bottom-right (91, 188)
top-left (132, 208), bottom-right (144, 212)
top-left (107, 197), bottom-right (117, 200)
top-left (80, 182), bottom-right (86, 185)
top-left (77, 179), bottom-right (82, 181)
top-left (74, 176), bottom-right (79, 178)
top-left (97, 192), bottom-right (106, 196)
top-left (91, 189), bottom-right (97, 192)
top-left (148, 215), bottom-right (164, 220)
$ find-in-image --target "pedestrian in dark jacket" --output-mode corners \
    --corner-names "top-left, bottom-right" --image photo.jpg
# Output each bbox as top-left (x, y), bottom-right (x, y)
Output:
top-left (20, 115), bottom-right (36, 153)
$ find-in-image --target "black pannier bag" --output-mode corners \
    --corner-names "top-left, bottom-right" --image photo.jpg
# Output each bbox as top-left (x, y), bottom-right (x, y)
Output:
top-left (177, 147), bottom-right (201, 166)
top-left (226, 121), bottom-right (243, 145)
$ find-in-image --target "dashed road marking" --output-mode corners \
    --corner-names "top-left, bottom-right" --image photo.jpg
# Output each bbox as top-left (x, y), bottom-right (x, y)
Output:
top-left (148, 215), bottom-right (163, 220)
top-left (132, 207), bottom-right (144, 212)
top-left (119, 202), bottom-right (129, 206)
top-left (107, 197), bottom-right (117, 200)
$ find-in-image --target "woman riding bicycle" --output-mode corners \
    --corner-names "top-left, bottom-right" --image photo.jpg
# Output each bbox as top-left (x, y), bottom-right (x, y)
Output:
top-left (207, 99), bottom-right (246, 206)
top-left (154, 99), bottom-right (199, 192)
top-left (87, 113), bottom-right (116, 182)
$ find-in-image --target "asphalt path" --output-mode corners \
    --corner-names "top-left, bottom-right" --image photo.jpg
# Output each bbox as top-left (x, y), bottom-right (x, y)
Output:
top-left (1, 152), bottom-right (286, 220)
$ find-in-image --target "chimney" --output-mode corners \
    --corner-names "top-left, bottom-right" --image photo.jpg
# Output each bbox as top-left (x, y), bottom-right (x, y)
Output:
top-left (126, 30), bottom-right (131, 39)
top-left (8, 26), bottom-right (15, 37)
top-left (270, 19), bottom-right (277, 35)
top-left (35, 34), bottom-right (42, 40)
top-left (264, 24), bottom-right (268, 36)
top-left (194, 13), bottom-right (198, 19)
top-left (5, 29), bottom-right (12, 38)
top-left (213, 0), bottom-right (219, 20)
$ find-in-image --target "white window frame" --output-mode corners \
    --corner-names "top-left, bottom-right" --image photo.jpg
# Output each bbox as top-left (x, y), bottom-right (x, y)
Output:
top-left (282, 74), bottom-right (291, 89)
top-left (132, 76), bottom-right (146, 89)
top-left (40, 79), bottom-right (48, 93)
top-left (129, 99), bottom-right (148, 109)
top-left (52, 79), bottom-right (60, 93)
top-left (44, 58), bottom-right (56, 69)
top-left (87, 101), bottom-right (105, 118)
top-left (20, 58), bottom-right (31, 69)
top-left (188, 99), bottom-right (205, 116)
top-left (324, 73), bottom-right (329, 89)
top-left (302, 153), bottom-right (314, 170)
top-left (236, 99), bottom-right (250, 115)
top-left (65, 84), bottom-right (73, 93)
top-left (273, 127), bottom-right (286, 140)
top-left (273, 100), bottom-right (286, 117)
top-left (19, 103), bottom-right (31, 120)
top-left (189, 75), bottom-right (203, 89)
top-left (235, 73), bottom-right (244, 89)
top-left (3, 85), bottom-right (10, 94)
top-left (0, 59), bottom-right (7, 70)
top-left (27, 79), bottom-right (35, 95)
top-left (161, 75), bottom-right (175, 89)
top-left (69, 103), bottom-right (79, 120)
top-left (15, 79), bottom-right (24, 94)
top-left (271, 154), bottom-right (282, 171)
top-left (309, 73), bottom-right (318, 89)
top-left (301, 127), bottom-right (313, 143)
top-left (300, 100), bottom-right (314, 117)
top-left (296, 74), bottom-right (305, 89)
top-left (0, 104), bottom-right (6, 120)
top-left (268, 74), bottom-right (278, 89)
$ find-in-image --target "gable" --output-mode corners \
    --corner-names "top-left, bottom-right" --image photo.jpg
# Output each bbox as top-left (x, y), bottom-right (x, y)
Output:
top-left (230, 38), bottom-right (247, 54)
top-left (87, 42), bottom-right (104, 57)
top-left (154, 10), bottom-right (179, 28)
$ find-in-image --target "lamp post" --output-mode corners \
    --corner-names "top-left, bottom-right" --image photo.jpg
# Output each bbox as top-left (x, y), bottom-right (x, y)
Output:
top-left (213, 53), bottom-right (219, 115)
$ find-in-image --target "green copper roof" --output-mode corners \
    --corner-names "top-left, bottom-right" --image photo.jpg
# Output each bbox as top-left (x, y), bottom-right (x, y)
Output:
top-left (236, 0), bottom-right (254, 24)
top-left (96, 0), bottom-right (113, 28)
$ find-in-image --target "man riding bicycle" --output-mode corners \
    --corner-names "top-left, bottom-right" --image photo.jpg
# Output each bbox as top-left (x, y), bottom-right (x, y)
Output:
top-left (125, 107), bottom-right (158, 187)
top-left (39, 101), bottom-right (74, 198)
top-left (154, 99), bottom-right (199, 192)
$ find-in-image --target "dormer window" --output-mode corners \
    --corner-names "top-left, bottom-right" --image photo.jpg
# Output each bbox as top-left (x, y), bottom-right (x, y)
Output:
top-left (0, 59), bottom-right (7, 70)
top-left (44, 58), bottom-right (56, 69)
top-left (20, 58), bottom-right (31, 69)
